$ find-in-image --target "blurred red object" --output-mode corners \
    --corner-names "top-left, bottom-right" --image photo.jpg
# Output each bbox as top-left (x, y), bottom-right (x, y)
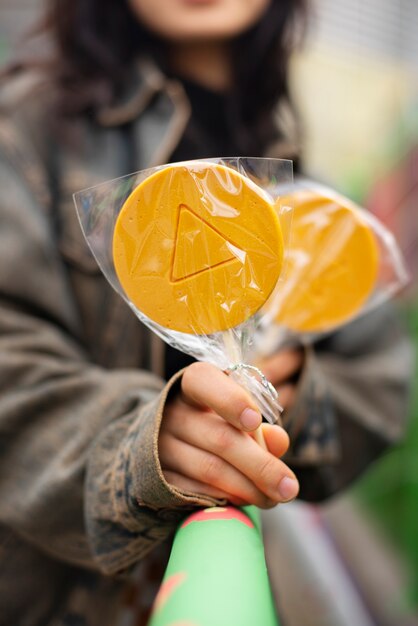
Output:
top-left (366, 144), bottom-right (418, 296)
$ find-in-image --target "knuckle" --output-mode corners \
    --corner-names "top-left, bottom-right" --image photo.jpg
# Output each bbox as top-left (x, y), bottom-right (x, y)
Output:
top-left (184, 361), bottom-right (212, 384)
top-left (257, 455), bottom-right (277, 486)
top-left (182, 362), bottom-right (217, 399)
top-left (181, 362), bottom-right (198, 389)
top-left (200, 453), bottom-right (223, 484)
top-left (211, 424), bottom-right (234, 454)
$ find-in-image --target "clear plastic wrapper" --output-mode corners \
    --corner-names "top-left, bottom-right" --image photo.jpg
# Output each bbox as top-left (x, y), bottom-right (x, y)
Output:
top-left (74, 157), bottom-right (293, 425)
top-left (257, 178), bottom-right (409, 354)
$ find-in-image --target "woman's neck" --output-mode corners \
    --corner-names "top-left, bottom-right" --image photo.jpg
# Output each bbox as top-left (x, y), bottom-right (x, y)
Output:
top-left (168, 41), bottom-right (232, 92)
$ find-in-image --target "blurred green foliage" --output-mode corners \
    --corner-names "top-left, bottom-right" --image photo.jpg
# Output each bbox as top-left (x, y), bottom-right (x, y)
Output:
top-left (355, 300), bottom-right (418, 607)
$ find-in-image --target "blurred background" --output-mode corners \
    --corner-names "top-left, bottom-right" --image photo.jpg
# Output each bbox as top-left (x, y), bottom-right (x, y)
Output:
top-left (1, 1), bottom-right (417, 624)
top-left (288, 4), bottom-right (418, 624)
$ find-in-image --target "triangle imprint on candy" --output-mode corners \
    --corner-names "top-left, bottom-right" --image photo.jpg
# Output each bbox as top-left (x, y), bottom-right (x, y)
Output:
top-left (171, 204), bottom-right (241, 282)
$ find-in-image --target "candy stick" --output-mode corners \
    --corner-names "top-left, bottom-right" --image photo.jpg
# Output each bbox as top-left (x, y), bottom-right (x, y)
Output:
top-left (221, 328), bottom-right (268, 448)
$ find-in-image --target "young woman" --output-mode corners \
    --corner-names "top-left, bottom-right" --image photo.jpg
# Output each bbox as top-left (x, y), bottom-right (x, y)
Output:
top-left (0, 1), bottom-right (411, 624)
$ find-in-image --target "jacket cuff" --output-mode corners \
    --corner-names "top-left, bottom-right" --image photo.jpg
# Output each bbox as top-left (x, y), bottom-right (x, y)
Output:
top-left (131, 368), bottom-right (223, 510)
top-left (85, 369), bottom-right (222, 575)
top-left (282, 346), bottom-right (340, 466)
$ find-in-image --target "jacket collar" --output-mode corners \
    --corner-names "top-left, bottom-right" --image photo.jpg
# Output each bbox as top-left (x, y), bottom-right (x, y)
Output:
top-left (95, 58), bottom-right (191, 167)
top-left (95, 58), bottom-right (174, 127)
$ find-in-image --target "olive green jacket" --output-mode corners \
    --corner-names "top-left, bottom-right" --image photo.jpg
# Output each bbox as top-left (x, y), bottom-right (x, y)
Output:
top-left (0, 62), bottom-right (413, 625)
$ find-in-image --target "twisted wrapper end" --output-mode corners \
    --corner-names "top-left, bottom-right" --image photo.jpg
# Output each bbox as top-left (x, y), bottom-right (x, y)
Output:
top-left (225, 363), bottom-right (283, 426)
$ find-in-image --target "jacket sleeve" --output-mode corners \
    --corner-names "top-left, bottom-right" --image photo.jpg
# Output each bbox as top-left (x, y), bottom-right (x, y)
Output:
top-left (282, 304), bottom-right (414, 502)
top-left (0, 146), bottom-right (220, 577)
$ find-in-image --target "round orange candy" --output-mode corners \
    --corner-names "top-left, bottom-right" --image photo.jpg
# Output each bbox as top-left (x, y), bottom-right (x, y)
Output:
top-left (113, 162), bottom-right (284, 334)
top-left (273, 190), bottom-right (379, 332)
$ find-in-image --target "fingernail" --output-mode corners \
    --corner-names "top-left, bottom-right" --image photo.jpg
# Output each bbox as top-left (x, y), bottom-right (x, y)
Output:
top-left (278, 476), bottom-right (299, 501)
top-left (240, 408), bottom-right (262, 431)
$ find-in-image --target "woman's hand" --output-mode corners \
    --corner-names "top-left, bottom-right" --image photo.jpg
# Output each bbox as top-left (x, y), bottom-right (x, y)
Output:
top-left (258, 348), bottom-right (305, 411)
top-left (159, 362), bottom-right (299, 508)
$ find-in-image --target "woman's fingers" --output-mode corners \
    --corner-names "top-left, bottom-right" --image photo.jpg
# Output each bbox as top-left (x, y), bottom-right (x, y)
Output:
top-left (161, 361), bottom-right (300, 507)
top-left (159, 433), bottom-right (277, 508)
top-left (181, 362), bottom-right (262, 432)
top-left (163, 407), bottom-right (298, 503)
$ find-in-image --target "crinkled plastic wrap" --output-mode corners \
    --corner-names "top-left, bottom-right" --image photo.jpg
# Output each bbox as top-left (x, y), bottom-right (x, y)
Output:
top-left (74, 157), bottom-right (293, 424)
top-left (258, 178), bottom-right (409, 354)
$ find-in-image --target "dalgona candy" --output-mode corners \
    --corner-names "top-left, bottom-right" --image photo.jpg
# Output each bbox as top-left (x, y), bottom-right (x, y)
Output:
top-left (273, 190), bottom-right (379, 333)
top-left (113, 162), bottom-right (284, 335)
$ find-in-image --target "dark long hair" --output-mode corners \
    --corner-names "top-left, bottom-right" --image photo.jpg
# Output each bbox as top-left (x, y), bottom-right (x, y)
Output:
top-left (6, 0), bottom-right (308, 152)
